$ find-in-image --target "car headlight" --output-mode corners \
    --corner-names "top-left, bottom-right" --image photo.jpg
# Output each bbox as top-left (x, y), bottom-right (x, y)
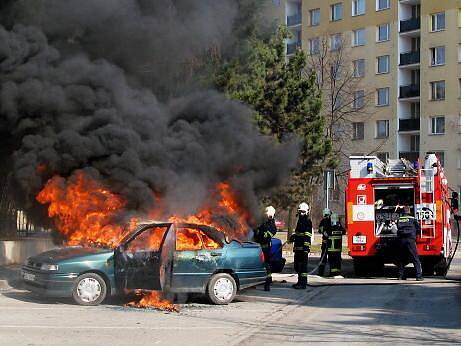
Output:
top-left (40, 264), bottom-right (59, 271)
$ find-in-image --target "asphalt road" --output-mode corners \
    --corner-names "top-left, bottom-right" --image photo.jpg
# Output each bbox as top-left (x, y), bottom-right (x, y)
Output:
top-left (0, 256), bottom-right (460, 346)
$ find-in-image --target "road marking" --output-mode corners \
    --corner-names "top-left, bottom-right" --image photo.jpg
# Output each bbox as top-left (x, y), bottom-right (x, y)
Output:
top-left (0, 325), bottom-right (234, 330)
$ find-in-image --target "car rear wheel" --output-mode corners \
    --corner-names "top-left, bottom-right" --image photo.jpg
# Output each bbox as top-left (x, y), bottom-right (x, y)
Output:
top-left (206, 273), bottom-right (237, 305)
top-left (72, 273), bottom-right (107, 306)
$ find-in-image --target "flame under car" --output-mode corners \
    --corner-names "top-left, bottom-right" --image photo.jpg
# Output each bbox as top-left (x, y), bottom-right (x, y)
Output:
top-left (21, 222), bottom-right (266, 305)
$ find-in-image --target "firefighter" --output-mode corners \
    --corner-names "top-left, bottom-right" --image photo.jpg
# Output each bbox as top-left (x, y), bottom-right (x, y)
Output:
top-left (317, 208), bottom-right (332, 277)
top-left (290, 202), bottom-right (312, 289)
top-left (397, 205), bottom-right (423, 281)
top-left (327, 213), bottom-right (346, 278)
top-left (254, 205), bottom-right (277, 291)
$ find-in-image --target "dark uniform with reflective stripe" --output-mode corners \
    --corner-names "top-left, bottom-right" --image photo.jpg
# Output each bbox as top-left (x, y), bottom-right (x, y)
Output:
top-left (291, 216), bottom-right (312, 288)
top-left (397, 214), bottom-right (422, 279)
top-left (326, 222), bottom-right (346, 276)
top-left (318, 216), bottom-right (332, 276)
top-left (254, 218), bottom-right (277, 290)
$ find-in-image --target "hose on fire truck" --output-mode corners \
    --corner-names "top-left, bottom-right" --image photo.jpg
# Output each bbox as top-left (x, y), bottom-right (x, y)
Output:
top-left (445, 215), bottom-right (461, 276)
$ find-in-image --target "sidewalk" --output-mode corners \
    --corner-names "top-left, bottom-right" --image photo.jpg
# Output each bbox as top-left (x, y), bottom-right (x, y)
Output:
top-left (0, 265), bottom-right (22, 291)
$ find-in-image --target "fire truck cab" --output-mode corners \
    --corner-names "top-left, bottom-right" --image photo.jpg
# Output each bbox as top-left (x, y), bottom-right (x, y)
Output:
top-left (346, 154), bottom-right (453, 276)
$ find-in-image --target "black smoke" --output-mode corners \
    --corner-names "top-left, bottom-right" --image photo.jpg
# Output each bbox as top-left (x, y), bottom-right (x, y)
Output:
top-left (0, 2), bottom-right (298, 229)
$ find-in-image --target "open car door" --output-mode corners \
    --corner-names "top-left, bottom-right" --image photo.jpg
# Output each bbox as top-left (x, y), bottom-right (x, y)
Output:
top-left (159, 224), bottom-right (176, 292)
top-left (115, 224), bottom-right (171, 291)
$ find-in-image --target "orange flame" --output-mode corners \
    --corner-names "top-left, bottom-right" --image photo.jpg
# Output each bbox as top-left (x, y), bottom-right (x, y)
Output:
top-left (36, 171), bottom-right (133, 247)
top-left (127, 290), bottom-right (178, 312)
top-left (168, 182), bottom-right (250, 239)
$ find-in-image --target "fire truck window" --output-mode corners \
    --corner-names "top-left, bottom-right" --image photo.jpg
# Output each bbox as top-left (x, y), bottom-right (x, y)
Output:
top-left (176, 228), bottom-right (203, 251)
top-left (200, 231), bottom-right (222, 249)
top-left (126, 226), bottom-right (168, 252)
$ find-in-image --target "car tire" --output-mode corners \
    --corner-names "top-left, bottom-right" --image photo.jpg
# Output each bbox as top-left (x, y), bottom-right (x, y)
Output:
top-left (206, 273), bottom-right (237, 305)
top-left (72, 273), bottom-right (107, 306)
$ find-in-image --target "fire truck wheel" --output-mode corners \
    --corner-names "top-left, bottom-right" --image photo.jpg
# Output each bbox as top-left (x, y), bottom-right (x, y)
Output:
top-left (353, 258), bottom-right (384, 277)
top-left (72, 273), bottom-right (107, 306)
top-left (421, 262), bottom-right (435, 276)
top-left (206, 273), bottom-right (237, 305)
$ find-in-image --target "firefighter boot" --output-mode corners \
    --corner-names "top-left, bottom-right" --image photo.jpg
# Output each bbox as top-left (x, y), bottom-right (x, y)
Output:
top-left (264, 277), bottom-right (271, 291)
top-left (293, 275), bottom-right (307, 289)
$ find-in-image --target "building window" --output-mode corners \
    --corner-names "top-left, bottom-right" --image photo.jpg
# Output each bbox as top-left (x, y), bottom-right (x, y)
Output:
top-left (430, 116), bottom-right (445, 135)
top-left (427, 151), bottom-right (445, 167)
top-left (310, 8), bottom-right (321, 26)
top-left (377, 24), bottom-right (390, 42)
top-left (377, 55), bottom-right (390, 74)
top-left (352, 122), bottom-right (365, 140)
top-left (458, 151), bottom-right (461, 169)
top-left (353, 59), bottom-right (365, 77)
top-left (458, 9), bottom-right (461, 27)
top-left (352, 28), bottom-right (366, 46)
top-left (353, 90), bottom-right (365, 109)
top-left (410, 135), bottom-right (420, 152)
top-left (377, 152), bottom-right (389, 162)
top-left (309, 38), bottom-right (320, 55)
top-left (377, 87), bottom-right (389, 106)
top-left (376, 0), bottom-right (390, 11)
top-left (430, 46), bottom-right (445, 66)
top-left (330, 33), bottom-right (342, 51)
top-left (458, 44), bottom-right (461, 62)
top-left (376, 120), bottom-right (390, 138)
top-left (431, 12), bottom-right (445, 32)
top-left (352, 0), bottom-right (366, 16)
top-left (331, 62), bottom-right (342, 80)
top-left (430, 81), bottom-right (445, 100)
top-left (331, 3), bottom-right (343, 21)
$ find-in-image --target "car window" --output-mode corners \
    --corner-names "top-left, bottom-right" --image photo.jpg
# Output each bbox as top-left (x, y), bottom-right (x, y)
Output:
top-left (176, 228), bottom-right (204, 251)
top-left (201, 231), bottom-right (221, 250)
top-left (126, 226), bottom-right (168, 252)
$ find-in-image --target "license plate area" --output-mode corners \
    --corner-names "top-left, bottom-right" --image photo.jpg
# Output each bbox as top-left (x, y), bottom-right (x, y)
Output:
top-left (23, 272), bottom-right (36, 281)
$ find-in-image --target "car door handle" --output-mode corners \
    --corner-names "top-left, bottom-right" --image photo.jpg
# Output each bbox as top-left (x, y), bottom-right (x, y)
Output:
top-left (210, 252), bottom-right (222, 257)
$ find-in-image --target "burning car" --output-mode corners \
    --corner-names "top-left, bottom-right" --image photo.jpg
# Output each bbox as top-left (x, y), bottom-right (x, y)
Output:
top-left (21, 222), bottom-right (266, 306)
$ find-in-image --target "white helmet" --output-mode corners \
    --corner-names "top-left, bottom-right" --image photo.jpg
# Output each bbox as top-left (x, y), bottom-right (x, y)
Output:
top-left (323, 208), bottom-right (331, 217)
top-left (375, 199), bottom-right (384, 210)
top-left (265, 206), bottom-right (276, 219)
top-left (331, 213), bottom-right (339, 225)
top-left (298, 202), bottom-right (310, 215)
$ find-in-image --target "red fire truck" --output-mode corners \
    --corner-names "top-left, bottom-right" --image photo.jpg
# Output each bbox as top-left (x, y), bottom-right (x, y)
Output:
top-left (346, 154), bottom-right (453, 276)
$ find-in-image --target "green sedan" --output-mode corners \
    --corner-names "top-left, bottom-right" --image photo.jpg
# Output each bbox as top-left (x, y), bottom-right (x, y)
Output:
top-left (21, 222), bottom-right (266, 305)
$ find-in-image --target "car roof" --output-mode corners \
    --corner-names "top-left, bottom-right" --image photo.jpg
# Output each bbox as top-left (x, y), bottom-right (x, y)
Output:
top-left (130, 221), bottom-right (228, 245)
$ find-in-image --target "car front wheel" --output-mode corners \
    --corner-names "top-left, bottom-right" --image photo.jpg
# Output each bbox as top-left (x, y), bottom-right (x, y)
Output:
top-left (72, 273), bottom-right (107, 306)
top-left (206, 273), bottom-right (237, 305)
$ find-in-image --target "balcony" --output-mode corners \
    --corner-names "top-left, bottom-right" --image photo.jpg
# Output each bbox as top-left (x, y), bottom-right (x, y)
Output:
top-left (399, 118), bottom-right (420, 132)
top-left (287, 13), bottom-right (302, 26)
top-left (400, 17), bottom-right (421, 33)
top-left (287, 42), bottom-right (301, 55)
top-left (399, 84), bottom-right (420, 99)
top-left (399, 151), bottom-right (419, 163)
top-left (400, 51), bottom-right (420, 66)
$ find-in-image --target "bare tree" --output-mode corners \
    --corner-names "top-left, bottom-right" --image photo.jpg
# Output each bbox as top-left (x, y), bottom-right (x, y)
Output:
top-left (305, 35), bottom-right (389, 160)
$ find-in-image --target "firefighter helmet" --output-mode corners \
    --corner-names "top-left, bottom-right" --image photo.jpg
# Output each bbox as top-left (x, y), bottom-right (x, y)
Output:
top-left (331, 213), bottom-right (339, 225)
top-left (375, 199), bottom-right (384, 210)
top-left (265, 206), bottom-right (276, 219)
top-left (298, 202), bottom-right (310, 215)
top-left (323, 208), bottom-right (331, 217)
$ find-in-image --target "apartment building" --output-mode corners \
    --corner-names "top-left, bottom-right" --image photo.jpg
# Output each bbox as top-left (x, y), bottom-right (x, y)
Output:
top-left (279, 0), bottom-right (461, 200)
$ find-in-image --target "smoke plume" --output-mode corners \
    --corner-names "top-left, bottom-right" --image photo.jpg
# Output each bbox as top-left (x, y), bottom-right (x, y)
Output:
top-left (0, 1), bottom-right (298, 231)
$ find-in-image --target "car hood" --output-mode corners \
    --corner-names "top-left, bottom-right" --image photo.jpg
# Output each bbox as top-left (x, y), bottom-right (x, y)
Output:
top-left (29, 247), bottom-right (114, 263)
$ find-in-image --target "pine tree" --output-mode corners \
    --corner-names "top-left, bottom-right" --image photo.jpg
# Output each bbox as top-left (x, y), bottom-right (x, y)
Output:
top-left (217, 26), bottom-right (333, 208)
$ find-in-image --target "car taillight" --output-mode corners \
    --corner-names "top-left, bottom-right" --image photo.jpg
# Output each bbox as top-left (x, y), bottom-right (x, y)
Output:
top-left (260, 250), bottom-right (265, 264)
